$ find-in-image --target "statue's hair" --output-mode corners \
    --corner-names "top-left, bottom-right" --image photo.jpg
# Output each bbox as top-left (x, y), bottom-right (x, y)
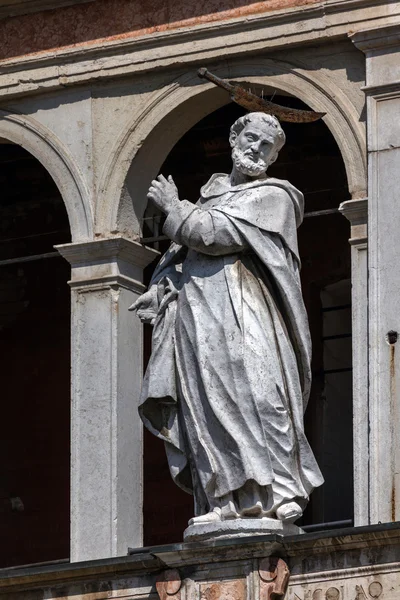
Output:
top-left (229, 112), bottom-right (286, 152)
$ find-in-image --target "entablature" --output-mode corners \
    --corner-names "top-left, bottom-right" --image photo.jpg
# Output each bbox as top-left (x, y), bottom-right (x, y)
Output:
top-left (1, 524), bottom-right (400, 599)
top-left (0, 0), bottom-right (398, 101)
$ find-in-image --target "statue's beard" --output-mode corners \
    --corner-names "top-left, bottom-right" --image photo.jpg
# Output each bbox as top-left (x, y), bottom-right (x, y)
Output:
top-left (232, 147), bottom-right (269, 177)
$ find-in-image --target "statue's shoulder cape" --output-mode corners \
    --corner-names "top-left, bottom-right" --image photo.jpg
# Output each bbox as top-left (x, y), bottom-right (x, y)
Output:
top-left (140, 174), bottom-right (322, 495)
top-left (200, 173), bottom-right (304, 262)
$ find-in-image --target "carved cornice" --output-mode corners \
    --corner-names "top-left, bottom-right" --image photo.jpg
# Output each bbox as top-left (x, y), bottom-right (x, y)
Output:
top-left (0, 0), bottom-right (398, 100)
top-left (351, 22), bottom-right (400, 52)
top-left (1, 523), bottom-right (400, 593)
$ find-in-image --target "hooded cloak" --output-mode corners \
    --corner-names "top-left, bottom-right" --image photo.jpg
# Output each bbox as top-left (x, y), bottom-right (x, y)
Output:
top-left (139, 175), bottom-right (323, 514)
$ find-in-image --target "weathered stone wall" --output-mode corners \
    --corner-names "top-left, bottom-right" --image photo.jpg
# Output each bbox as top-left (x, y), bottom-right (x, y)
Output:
top-left (0, 0), bottom-right (320, 60)
top-left (0, 34), bottom-right (368, 562)
top-left (0, 0), bottom-right (398, 568)
top-left (1, 525), bottom-right (400, 600)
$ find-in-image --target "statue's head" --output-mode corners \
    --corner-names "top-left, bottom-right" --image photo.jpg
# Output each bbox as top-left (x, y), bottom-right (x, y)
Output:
top-left (229, 112), bottom-right (286, 177)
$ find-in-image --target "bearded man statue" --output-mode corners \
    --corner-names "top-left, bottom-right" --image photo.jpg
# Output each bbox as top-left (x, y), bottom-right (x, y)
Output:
top-left (131, 112), bottom-right (324, 538)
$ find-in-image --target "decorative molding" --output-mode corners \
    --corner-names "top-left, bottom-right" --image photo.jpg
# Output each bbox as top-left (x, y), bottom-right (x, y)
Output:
top-left (0, 0), bottom-right (94, 19)
top-left (362, 81), bottom-right (400, 95)
top-left (1, 525), bottom-right (400, 593)
top-left (290, 561), bottom-right (400, 586)
top-left (56, 237), bottom-right (158, 268)
top-left (67, 274), bottom-right (146, 293)
top-left (351, 22), bottom-right (400, 52)
top-left (56, 237), bottom-right (159, 291)
top-left (339, 198), bottom-right (368, 223)
top-left (340, 198), bottom-right (368, 245)
top-left (0, 0), bottom-right (398, 100)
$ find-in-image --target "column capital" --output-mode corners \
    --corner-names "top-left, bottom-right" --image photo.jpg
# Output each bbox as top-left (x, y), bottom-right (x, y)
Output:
top-left (56, 237), bottom-right (159, 293)
top-left (350, 23), bottom-right (400, 91)
top-left (339, 198), bottom-right (367, 246)
top-left (351, 23), bottom-right (400, 54)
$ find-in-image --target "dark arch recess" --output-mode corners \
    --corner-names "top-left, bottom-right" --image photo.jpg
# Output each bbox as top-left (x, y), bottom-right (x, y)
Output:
top-left (0, 143), bottom-right (71, 567)
top-left (143, 99), bottom-right (353, 545)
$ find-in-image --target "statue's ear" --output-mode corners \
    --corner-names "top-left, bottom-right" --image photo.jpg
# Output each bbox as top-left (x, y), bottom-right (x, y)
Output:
top-left (229, 131), bottom-right (237, 148)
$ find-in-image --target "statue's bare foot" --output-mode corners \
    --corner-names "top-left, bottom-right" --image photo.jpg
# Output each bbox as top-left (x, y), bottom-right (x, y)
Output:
top-left (188, 508), bottom-right (222, 526)
top-left (276, 501), bottom-right (302, 523)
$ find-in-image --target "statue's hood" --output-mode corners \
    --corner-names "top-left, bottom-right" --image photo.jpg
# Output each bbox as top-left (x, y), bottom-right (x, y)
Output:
top-left (200, 173), bottom-right (304, 228)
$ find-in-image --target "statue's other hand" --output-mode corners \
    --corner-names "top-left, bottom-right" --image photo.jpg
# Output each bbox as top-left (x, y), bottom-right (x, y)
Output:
top-left (129, 287), bottom-right (158, 325)
top-left (147, 174), bottom-right (179, 213)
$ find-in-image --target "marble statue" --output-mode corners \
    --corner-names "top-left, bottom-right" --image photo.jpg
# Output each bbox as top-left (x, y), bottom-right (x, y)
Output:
top-left (131, 112), bottom-right (324, 535)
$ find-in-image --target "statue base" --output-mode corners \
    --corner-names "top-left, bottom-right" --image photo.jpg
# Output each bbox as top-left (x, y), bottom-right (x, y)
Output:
top-left (183, 517), bottom-right (304, 542)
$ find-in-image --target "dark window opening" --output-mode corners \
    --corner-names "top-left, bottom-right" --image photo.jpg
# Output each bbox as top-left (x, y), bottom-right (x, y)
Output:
top-left (0, 142), bottom-right (71, 567)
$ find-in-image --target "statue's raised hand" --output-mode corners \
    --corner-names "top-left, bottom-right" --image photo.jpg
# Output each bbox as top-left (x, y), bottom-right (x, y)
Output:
top-left (147, 175), bottom-right (179, 213)
top-left (129, 286), bottom-right (158, 325)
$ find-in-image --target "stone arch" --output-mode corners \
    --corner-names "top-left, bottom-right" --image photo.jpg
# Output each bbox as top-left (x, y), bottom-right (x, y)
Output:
top-left (0, 109), bottom-right (93, 242)
top-left (97, 60), bottom-right (366, 238)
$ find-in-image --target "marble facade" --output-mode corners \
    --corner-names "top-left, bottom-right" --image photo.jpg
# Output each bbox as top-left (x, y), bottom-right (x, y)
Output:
top-left (0, 1), bottom-right (400, 594)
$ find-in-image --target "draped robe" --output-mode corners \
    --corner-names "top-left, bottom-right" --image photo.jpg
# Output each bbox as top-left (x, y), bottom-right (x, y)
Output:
top-left (139, 174), bottom-right (323, 517)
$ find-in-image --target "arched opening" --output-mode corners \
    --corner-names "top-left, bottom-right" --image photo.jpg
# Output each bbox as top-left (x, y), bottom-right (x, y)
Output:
top-left (0, 140), bottom-right (71, 567)
top-left (142, 98), bottom-right (353, 545)
top-left (106, 65), bottom-right (365, 242)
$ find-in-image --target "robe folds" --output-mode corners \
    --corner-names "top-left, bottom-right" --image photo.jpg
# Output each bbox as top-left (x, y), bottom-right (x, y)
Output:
top-left (139, 174), bottom-right (324, 516)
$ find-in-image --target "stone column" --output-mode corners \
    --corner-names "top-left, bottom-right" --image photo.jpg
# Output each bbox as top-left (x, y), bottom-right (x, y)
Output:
top-left (339, 198), bottom-right (368, 526)
top-left (57, 237), bottom-right (158, 562)
top-left (352, 24), bottom-right (400, 524)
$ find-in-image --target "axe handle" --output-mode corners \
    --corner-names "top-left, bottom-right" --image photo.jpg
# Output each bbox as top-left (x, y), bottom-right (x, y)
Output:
top-left (197, 68), bottom-right (236, 95)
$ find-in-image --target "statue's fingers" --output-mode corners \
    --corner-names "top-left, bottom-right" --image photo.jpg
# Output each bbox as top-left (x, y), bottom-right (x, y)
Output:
top-left (148, 186), bottom-right (160, 198)
top-left (150, 181), bottom-right (163, 191)
top-left (157, 174), bottom-right (168, 184)
top-left (168, 175), bottom-right (178, 194)
top-left (128, 299), bottom-right (139, 311)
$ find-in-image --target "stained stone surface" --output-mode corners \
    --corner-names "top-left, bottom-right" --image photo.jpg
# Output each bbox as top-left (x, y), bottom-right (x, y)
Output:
top-left (2, 523), bottom-right (400, 600)
top-left (184, 517), bottom-right (303, 541)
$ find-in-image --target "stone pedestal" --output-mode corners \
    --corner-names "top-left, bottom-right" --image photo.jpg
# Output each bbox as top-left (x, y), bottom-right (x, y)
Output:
top-left (184, 518), bottom-right (303, 542)
top-left (57, 237), bottom-right (158, 562)
top-left (352, 24), bottom-right (400, 524)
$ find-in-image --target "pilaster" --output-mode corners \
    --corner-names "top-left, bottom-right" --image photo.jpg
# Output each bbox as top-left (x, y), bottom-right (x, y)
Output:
top-left (57, 237), bottom-right (158, 562)
top-left (339, 198), bottom-right (368, 526)
top-left (352, 23), bottom-right (400, 524)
